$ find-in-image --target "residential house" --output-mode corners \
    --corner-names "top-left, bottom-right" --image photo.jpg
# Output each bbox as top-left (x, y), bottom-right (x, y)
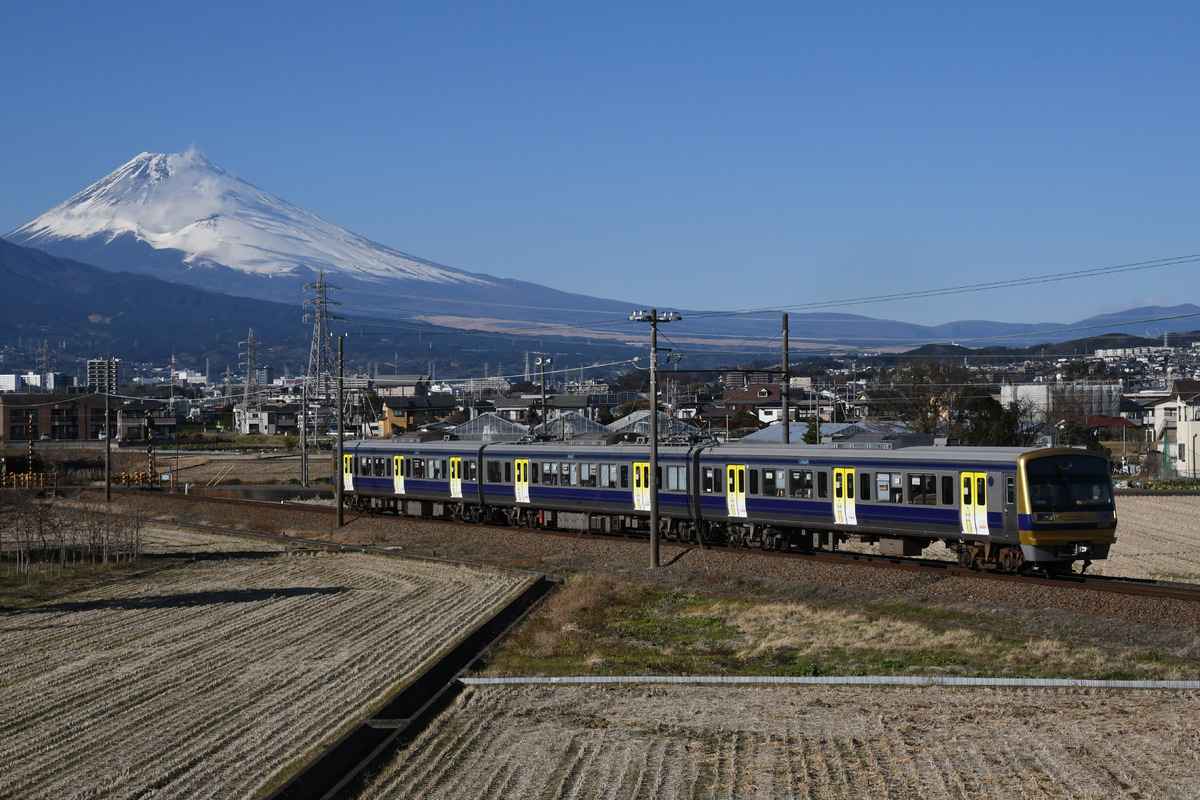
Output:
top-left (382, 396), bottom-right (460, 436)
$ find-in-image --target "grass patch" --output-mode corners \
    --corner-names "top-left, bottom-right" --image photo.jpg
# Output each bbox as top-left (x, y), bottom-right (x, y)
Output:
top-left (484, 574), bottom-right (1200, 682)
top-left (0, 558), bottom-right (185, 611)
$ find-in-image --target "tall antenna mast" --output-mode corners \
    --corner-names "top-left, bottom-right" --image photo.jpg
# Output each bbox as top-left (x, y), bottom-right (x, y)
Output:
top-left (303, 266), bottom-right (343, 399)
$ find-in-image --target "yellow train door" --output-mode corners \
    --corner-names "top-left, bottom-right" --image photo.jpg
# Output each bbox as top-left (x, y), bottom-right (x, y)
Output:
top-left (514, 459), bottom-right (530, 504)
top-left (960, 471), bottom-right (989, 535)
top-left (833, 467), bottom-right (857, 525)
top-left (450, 456), bottom-right (463, 499)
top-left (726, 464), bottom-right (747, 518)
top-left (633, 462), bottom-right (651, 511)
top-left (342, 454), bottom-right (354, 493)
top-left (393, 455), bottom-right (404, 495)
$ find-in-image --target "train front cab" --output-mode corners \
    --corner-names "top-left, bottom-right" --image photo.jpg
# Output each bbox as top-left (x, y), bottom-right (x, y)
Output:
top-left (1016, 449), bottom-right (1116, 570)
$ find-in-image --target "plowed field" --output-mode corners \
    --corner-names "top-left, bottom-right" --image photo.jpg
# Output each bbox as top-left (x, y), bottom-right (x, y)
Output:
top-left (357, 683), bottom-right (1200, 799)
top-left (0, 527), bottom-right (534, 800)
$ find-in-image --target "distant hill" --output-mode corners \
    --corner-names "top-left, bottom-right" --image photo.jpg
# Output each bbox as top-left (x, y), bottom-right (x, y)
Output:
top-left (0, 239), bottom-right (645, 376)
top-left (0, 237), bottom-right (311, 365)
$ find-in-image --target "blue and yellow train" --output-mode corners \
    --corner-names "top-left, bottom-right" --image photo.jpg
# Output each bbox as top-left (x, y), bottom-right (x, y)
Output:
top-left (339, 436), bottom-right (1117, 573)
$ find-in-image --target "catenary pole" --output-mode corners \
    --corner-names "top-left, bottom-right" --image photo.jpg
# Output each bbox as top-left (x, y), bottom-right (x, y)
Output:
top-left (104, 391), bottom-right (111, 502)
top-left (336, 335), bottom-right (345, 528)
top-left (300, 383), bottom-right (308, 487)
top-left (782, 313), bottom-right (789, 444)
top-left (629, 309), bottom-right (682, 568)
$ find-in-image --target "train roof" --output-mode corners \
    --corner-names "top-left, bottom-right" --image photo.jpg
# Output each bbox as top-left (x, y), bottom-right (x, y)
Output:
top-left (344, 438), bottom-right (1106, 466)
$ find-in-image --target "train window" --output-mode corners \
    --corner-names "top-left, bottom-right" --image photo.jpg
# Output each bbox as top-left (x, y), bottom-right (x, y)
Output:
top-left (543, 463), bottom-right (558, 485)
top-left (412, 459), bottom-right (425, 479)
top-left (565, 463), bottom-right (578, 486)
top-left (667, 465), bottom-right (686, 491)
top-left (846, 472), bottom-right (855, 498)
top-left (469, 461), bottom-right (477, 482)
top-left (600, 464), bottom-right (613, 488)
top-left (704, 468), bottom-right (716, 493)
top-left (486, 460), bottom-right (501, 483)
top-left (790, 469), bottom-right (814, 498)
top-left (385, 458), bottom-right (392, 477)
top-left (763, 469), bottom-right (785, 497)
top-left (961, 476), bottom-right (972, 506)
top-left (377, 458), bottom-right (387, 477)
top-left (818, 471), bottom-right (828, 498)
top-left (1005, 475), bottom-right (1015, 505)
top-left (582, 463), bottom-right (597, 488)
top-left (620, 465), bottom-right (629, 488)
top-left (749, 469), bottom-right (759, 495)
top-left (505, 462), bottom-right (512, 483)
top-left (531, 462), bottom-right (540, 484)
top-left (976, 476), bottom-right (986, 505)
top-left (859, 473), bottom-right (870, 501)
top-left (833, 471), bottom-right (842, 499)
top-left (942, 476), bottom-right (954, 505)
top-left (908, 474), bottom-right (937, 505)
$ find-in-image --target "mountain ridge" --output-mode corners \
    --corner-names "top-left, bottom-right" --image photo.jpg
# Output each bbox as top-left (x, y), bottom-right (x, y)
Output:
top-left (6, 151), bottom-right (1199, 348)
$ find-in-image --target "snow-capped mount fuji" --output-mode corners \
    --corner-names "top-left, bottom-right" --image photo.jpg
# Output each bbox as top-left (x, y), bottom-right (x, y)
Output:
top-left (4, 150), bottom-right (630, 326)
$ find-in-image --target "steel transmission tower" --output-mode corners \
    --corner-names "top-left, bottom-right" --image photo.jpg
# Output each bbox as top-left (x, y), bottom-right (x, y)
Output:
top-left (239, 328), bottom-right (261, 434)
top-left (303, 266), bottom-right (343, 399)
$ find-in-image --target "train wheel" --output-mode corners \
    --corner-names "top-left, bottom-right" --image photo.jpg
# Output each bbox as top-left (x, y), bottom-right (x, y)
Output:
top-left (957, 545), bottom-right (982, 570)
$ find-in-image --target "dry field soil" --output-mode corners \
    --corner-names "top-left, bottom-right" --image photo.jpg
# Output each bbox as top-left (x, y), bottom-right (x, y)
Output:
top-left (0, 527), bottom-right (534, 800)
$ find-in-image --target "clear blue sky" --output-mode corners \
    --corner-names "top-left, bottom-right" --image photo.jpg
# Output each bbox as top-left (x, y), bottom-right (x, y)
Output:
top-left (2, 1), bottom-right (1197, 325)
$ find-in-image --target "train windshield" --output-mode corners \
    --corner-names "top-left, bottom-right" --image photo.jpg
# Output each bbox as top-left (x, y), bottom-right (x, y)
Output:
top-left (1024, 454), bottom-right (1114, 513)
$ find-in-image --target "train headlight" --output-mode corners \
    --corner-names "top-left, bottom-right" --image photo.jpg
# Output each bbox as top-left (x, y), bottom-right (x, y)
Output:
top-left (1097, 511), bottom-right (1114, 521)
top-left (1034, 512), bottom-right (1055, 522)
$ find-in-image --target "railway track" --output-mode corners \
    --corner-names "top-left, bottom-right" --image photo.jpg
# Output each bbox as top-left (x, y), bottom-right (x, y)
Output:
top-left (107, 488), bottom-right (1200, 605)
